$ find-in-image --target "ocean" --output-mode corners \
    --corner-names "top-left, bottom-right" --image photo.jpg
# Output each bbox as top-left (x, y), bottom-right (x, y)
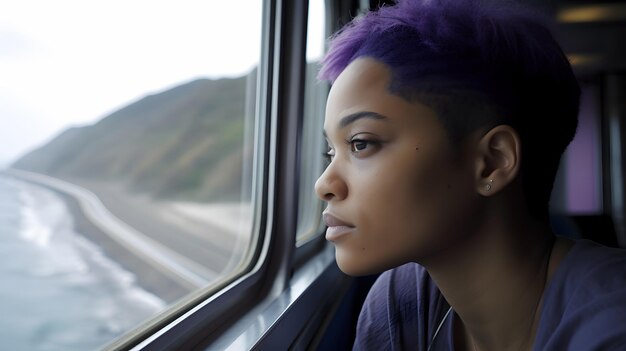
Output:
top-left (0, 174), bottom-right (165, 351)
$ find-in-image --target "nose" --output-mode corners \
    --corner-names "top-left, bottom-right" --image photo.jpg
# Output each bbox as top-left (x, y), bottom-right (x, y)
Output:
top-left (315, 163), bottom-right (348, 202)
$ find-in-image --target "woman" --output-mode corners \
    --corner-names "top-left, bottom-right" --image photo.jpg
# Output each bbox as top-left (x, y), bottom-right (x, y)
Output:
top-left (314, 0), bottom-right (626, 350)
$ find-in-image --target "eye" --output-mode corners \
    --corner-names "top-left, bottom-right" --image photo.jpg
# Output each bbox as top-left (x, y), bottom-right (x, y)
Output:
top-left (350, 140), bottom-right (369, 152)
top-left (347, 136), bottom-right (380, 157)
top-left (323, 147), bottom-right (335, 164)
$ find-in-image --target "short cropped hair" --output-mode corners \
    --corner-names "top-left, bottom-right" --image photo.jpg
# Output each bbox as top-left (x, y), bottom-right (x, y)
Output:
top-left (318, 0), bottom-right (580, 221)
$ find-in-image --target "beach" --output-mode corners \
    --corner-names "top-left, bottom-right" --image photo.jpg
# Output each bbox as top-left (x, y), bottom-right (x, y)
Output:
top-left (2, 169), bottom-right (253, 304)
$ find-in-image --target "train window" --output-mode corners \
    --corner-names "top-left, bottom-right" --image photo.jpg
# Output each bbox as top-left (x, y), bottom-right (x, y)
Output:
top-left (0, 1), bottom-right (262, 350)
top-left (559, 84), bottom-right (603, 214)
top-left (296, 0), bottom-right (328, 244)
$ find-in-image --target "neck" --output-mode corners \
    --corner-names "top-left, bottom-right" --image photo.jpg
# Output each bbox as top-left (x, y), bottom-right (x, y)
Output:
top-left (422, 215), bottom-right (556, 351)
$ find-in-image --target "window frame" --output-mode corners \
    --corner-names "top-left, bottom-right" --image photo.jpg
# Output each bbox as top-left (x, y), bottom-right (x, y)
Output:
top-left (103, 0), bottom-right (367, 349)
top-left (103, 0), bottom-right (321, 349)
top-left (102, 0), bottom-right (275, 348)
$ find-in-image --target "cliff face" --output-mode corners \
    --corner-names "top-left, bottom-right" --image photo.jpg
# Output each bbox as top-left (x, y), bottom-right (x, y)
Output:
top-left (13, 73), bottom-right (256, 202)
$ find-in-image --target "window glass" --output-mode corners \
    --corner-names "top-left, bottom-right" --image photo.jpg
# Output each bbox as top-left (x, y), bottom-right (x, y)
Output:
top-left (296, 0), bottom-right (328, 243)
top-left (550, 84), bottom-right (603, 215)
top-left (0, 1), bottom-right (261, 350)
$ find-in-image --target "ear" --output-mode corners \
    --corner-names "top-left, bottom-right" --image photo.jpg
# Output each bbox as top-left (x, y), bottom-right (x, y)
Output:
top-left (473, 125), bottom-right (521, 196)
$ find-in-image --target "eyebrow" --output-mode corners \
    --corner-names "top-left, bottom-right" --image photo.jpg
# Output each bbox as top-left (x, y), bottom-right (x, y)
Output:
top-left (339, 111), bottom-right (388, 128)
top-left (323, 111), bottom-right (389, 137)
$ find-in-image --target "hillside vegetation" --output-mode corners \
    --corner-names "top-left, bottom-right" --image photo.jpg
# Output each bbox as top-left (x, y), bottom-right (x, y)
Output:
top-left (13, 73), bottom-right (256, 202)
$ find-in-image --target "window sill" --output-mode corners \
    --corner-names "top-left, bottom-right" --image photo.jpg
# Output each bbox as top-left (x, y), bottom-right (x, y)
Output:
top-left (207, 244), bottom-right (347, 350)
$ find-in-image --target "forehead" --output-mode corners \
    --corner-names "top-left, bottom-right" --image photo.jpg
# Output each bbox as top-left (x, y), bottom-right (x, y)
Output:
top-left (325, 57), bottom-right (393, 121)
top-left (324, 57), bottom-right (439, 132)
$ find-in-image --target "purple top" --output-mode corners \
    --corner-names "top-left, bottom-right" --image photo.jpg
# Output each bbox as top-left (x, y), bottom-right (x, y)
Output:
top-left (353, 239), bottom-right (626, 350)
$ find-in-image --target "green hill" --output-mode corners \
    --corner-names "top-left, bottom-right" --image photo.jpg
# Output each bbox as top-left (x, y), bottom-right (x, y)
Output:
top-left (13, 73), bottom-right (256, 202)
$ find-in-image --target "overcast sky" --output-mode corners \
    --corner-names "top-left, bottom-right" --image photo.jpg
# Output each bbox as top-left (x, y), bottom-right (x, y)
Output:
top-left (0, 0), bottom-right (325, 165)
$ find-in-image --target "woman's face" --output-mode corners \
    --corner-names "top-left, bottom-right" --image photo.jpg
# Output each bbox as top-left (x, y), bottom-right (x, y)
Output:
top-left (315, 57), bottom-right (482, 275)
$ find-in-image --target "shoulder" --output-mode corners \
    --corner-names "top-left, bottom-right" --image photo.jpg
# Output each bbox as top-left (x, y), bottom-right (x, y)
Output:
top-left (536, 240), bottom-right (626, 350)
top-left (353, 263), bottom-right (449, 351)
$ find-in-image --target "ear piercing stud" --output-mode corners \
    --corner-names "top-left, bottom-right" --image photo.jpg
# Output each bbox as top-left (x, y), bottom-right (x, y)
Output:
top-left (485, 179), bottom-right (494, 192)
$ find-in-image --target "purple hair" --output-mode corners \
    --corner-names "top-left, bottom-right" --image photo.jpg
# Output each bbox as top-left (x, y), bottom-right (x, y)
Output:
top-left (319, 0), bottom-right (581, 221)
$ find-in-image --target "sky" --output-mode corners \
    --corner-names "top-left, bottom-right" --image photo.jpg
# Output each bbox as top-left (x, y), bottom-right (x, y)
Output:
top-left (0, 0), bottom-right (325, 165)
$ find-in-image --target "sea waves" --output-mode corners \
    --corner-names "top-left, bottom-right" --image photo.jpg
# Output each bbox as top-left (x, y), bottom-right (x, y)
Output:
top-left (0, 175), bottom-right (165, 351)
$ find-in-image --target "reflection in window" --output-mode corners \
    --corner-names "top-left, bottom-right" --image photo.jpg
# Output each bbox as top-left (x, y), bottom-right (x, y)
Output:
top-left (0, 1), bottom-right (261, 350)
top-left (296, 0), bottom-right (328, 243)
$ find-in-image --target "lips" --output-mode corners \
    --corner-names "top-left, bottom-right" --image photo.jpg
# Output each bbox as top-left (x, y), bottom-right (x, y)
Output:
top-left (322, 212), bottom-right (354, 241)
top-left (323, 212), bottom-right (353, 227)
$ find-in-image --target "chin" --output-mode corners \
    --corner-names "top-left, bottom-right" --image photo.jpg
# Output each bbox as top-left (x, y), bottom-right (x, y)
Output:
top-left (335, 251), bottom-right (396, 276)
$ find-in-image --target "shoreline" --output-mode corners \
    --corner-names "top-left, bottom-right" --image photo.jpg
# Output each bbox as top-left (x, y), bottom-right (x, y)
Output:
top-left (1, 169), bottom-right (247, 304)
top-left (50, 186), bottom-right (193, 303)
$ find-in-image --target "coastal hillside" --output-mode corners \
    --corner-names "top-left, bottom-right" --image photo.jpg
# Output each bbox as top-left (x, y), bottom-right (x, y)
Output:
top-left (13, 73), bottom-right (256, 202)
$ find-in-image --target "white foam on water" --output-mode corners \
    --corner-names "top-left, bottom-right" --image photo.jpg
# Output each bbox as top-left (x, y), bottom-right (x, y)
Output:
top-left (0, 176), bottom-right (167, 351)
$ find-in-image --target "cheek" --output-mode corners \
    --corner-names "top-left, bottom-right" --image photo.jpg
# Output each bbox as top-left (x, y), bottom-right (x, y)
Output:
top-left (362, 151), bottom-right (470, 250)
top-left (352, 158), bottom-right (437, 247)
top-left (335, 148), bottom-right (476, 272)
top-left (407, 161), bottom-right (478, 251)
